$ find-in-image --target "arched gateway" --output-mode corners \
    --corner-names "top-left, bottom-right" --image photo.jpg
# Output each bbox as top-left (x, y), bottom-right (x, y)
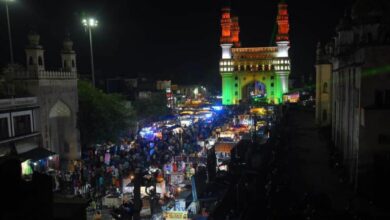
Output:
top-left (219, 1), bottom-right (291, 105)
top-left (242, 81), bottom-right (267, 103)
top-left (49, 101), bottom-right (72, 156)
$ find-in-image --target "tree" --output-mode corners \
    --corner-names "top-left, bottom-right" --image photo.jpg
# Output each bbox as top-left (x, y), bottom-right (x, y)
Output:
top-left (78, 80), bottom-right (136, 147)
top-left (133, 92), bottom-right (170, 120)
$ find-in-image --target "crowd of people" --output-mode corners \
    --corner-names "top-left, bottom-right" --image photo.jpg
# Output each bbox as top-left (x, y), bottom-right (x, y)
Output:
top-left (51, 112), bottom-right (228, 217)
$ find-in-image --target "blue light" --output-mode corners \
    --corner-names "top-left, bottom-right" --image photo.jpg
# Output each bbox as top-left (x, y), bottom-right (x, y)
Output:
top-left (212, 106), bottom-right (223, 111)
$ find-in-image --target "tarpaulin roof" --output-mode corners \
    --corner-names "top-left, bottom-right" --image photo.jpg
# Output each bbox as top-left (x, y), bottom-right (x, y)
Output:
top-left (19, 147), bottom-right (55, 161)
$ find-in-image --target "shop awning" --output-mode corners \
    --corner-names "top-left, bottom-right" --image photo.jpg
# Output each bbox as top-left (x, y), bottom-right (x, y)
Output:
top-left (215, 143), bottom-right (234, 153)
top-left (19, 147), bottom-right (56, 161)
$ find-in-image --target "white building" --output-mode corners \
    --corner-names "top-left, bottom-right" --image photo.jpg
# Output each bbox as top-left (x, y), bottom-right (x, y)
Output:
top-left (5, 32), bottom-right (80, 162)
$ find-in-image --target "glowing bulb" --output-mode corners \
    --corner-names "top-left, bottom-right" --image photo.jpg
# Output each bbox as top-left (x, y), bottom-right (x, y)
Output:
top-left (82, 17), bottom-right (98, 28)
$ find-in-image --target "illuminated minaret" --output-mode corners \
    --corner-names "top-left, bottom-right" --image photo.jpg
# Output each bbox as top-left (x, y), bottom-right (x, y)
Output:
top-left (231, 16), bottom-right (241, 47)
top-left (220, 6), bottom-right (233, 59)
top-left (219, 5), bottom-right (236, 105)
top-left (275, 0), bottom-right (290, 94)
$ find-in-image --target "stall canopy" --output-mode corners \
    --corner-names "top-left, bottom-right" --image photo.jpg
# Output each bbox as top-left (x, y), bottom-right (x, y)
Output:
top-left (19, 147), bottom-right (55, 161)
top-left (215, 143), bottom-right (234, 153)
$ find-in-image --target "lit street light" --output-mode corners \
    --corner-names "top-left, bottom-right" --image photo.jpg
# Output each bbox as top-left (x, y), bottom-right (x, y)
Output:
top-left (82, 17), bottom-right (98, 87)
top-left (2, 0), bottom-right (14, 64)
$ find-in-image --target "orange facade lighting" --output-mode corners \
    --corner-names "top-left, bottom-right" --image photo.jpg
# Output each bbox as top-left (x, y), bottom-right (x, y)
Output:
top-left (276, 2), bottom-right (290, 42)
top-left (220, 6), bottom-right (241, 46)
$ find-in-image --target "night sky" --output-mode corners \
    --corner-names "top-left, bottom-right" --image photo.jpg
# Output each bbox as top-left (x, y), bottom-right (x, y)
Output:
top-left (0, 0), bottom-right (353, 90)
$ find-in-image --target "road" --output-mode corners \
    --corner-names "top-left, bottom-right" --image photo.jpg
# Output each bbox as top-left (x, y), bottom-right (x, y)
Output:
top-left (269, 107), bottom-right (373, 219)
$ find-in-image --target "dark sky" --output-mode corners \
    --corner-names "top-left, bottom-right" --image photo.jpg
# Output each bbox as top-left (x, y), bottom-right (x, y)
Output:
top-left (0, 0), bottom-right (353, 89)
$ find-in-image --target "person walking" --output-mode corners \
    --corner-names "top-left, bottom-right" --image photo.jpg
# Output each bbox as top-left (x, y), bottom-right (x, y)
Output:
top-left (93, 211), bottom-right (102, 220)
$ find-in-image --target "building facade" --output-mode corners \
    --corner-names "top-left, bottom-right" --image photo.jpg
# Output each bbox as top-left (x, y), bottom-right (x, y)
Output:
top-left (6, 32), bottom-right (80, 161)
top-left (315, 43), bottom-right (332, 126)
top-left (219, 1), bottom-right (291, 105)
top-left (328, 0), bottom-right (390, 200)
top-left (156, 80), bottom-right (171, 91)
top-left (0, 97), bottom-right (40, 156)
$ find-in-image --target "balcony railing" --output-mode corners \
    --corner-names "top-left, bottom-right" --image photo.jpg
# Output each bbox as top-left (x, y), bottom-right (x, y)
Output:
top-left (12, 70), bottom-right (77, 80)
top-left (0, 97), bottom-right (38, 109)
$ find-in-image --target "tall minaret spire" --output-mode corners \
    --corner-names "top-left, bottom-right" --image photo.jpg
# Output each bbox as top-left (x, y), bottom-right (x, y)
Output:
top-left (275, 0), bottom-right (291, 95)
top-left (220, 6), bottom-right (232, 45)
top-left (231, 16), bottom-right (241, 47)
top-left (220, 5), bottom-right (233, 59)
top-left (219, 1), bottom-right (235, 105)
top-left (275, 0), bottom-right (290, 57)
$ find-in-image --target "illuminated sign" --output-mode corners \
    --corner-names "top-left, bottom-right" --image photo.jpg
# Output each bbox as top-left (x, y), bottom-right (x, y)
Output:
top-left (163, 211), bottom-right (188, 220)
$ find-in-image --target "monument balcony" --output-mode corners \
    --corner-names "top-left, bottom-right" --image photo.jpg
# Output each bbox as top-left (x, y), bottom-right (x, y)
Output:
top-left (12, 71), bottom-right (77, 80)
top-left (236, 65), bottom-right (275, 72)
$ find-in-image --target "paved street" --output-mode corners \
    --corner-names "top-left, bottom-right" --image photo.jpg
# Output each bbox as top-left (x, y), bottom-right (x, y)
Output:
top-left (286, 108), bottom-right (352, 211)
top-left (270, 107), bottom-right (373, 219)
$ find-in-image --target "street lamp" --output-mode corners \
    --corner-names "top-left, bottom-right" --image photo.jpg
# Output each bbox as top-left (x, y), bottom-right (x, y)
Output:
top-left (2, 0), bottom-right (14, 64)
top-left (82, 17), bottom-right (98, 87)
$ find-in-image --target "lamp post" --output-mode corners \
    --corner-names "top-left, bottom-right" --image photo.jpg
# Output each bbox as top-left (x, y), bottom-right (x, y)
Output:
top-left (82, 17), bottom-right (98, 87)
top-left (3, 0), bottom-right (14, 64)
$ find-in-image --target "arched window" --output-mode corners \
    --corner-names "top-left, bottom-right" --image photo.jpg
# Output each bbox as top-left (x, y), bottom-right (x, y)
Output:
top-left (38, 56), bottom-right (43, 66)
top-left (63, 60), bottom-right (68, 68)
top-left (29, 56), bottom-right (33, 65)
top-left (323, 82), bottom-right (328, 93)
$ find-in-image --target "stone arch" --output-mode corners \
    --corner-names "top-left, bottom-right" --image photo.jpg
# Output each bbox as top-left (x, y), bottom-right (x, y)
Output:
top-left (48, 100), bottom-right (72, 155)
top-left (323, 82), bottom-right (328, 93)
top-left (241, 80), bottom-right (267, 103)
top-left (49, 100), bottom-right (71, 118)
top-left (29, 56), bottom-right (33, 65)
top-left (38, 56), bottom-right (43, 66)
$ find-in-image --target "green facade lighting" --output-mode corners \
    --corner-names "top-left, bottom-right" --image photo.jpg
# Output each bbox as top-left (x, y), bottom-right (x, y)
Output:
top-left (222, 72), bottom-right (234, 105)
top-left (218, 1), bottom-right (291, 106)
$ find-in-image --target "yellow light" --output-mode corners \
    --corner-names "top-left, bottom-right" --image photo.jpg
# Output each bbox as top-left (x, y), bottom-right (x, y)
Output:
top-left (250, 107), bottom-right (267, 116)
top-left (82, 17), bottom-right (98, 28)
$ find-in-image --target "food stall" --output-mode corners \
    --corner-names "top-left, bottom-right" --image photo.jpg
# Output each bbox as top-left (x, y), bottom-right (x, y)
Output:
top-left (214, 142), bottom-right (235, 171)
